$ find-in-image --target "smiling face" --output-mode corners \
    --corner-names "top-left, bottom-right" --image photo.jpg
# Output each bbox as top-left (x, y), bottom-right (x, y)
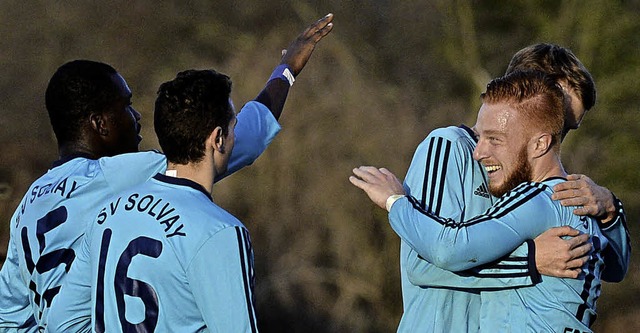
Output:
top-left (472, 102), bottom-right (533, 197)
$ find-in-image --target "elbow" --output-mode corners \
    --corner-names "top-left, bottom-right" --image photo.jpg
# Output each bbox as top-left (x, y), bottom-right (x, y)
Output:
top-left (427, 248), bottom-right (472, 272)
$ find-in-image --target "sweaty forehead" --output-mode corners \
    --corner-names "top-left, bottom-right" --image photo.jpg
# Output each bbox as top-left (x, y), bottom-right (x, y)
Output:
top-left (476, 102), bottom-right (517, 134)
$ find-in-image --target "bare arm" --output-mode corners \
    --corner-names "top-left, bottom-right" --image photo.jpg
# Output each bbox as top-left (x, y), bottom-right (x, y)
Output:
top-left (254, 13), bottom-right (334, 120)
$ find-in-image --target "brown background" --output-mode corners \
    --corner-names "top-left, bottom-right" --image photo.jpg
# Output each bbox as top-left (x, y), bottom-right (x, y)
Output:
top-left (1, 1), bottom-right (638, 332)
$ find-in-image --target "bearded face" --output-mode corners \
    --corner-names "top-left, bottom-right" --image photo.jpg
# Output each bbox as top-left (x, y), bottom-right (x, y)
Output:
top-left (488, 145), bottom-right (532, 197)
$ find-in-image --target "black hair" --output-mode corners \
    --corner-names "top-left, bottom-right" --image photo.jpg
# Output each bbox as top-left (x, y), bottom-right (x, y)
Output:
top-left (45, 60), bottom-right (120, 144)
top-left (154, 69), bottom-right (234, 164)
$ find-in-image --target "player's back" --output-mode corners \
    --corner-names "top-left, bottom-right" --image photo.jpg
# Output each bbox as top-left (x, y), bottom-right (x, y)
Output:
top-left (84, 174), bottom-right (257, 332)
top-left (1, 152), bottom-right (165, 329)
top-left (479, 178), bottom-right (606, 333)
top-left (399, 125), bottom-right (493, 332)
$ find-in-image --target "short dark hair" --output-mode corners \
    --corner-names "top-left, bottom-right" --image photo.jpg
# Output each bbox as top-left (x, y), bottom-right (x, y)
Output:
top-left (506, 43), bottom-right (596, 111)
top-left (45, 60), bottom-right (120, 144)
top-left (154, 69), bottom-right (234, 164)
top-left (482, 70), bottom-right (565, 150)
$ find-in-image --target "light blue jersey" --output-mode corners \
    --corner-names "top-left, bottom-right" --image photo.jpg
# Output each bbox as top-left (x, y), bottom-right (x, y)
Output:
top-left (0, 102), bottom-right (279, 332)
top-left (397, 125), bottom-right (630, 332)
top-left (398, 125), bottom-right (539, 333)
top-left (47, 174), bottom-right (259, 333)
top-left (390, 178), bottom-right (607, 332)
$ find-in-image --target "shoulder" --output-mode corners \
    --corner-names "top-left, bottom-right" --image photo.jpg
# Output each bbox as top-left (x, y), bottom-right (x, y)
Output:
top-left (492, 181), bottom-right (554, 213)
top-left (414, 125), bottom-right (476, 153)
top-left (427, 125), bottom-right (475, 142)
top-left (98, 150), bottom-right (165, 167)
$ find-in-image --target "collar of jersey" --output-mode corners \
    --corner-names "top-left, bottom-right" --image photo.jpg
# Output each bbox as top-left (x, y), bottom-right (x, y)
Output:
top-left (51, 152), bottom-right (97, 169)
top-left (152, 173), bottom-right (213, 202)
top-left (458, 124), bottom-right (477, 143)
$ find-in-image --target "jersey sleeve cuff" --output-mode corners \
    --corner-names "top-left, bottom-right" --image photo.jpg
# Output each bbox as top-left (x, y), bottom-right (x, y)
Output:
top-left (526, 239), bottom-right (542, 284)
top-left (598, 195), bottom-right (624, 231)
top-left (386, 194), bottom-right (406, 212)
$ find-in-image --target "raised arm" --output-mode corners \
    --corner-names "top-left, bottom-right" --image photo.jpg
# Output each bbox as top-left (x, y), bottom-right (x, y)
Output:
top-left (219, 13), bottom-right (334, 181)
top-left (254, 13), bottom-right (334, 120)
top-left (552, 173), bottom-right (630, 281)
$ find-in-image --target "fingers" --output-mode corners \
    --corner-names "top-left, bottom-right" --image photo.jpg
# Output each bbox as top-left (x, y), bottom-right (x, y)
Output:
top-left (348, 175), bottom-right (368, 191)
top-left (552, 267), bottom-right (582, 279)
top-left (281, 13), bottom-right (334, 75)
top-left (562, 231), bottom-right (590, 252)
top-left (566, 174), bottom-right (590, 182)
top-left (352, 166), bottom-right (382, 182)
top-left (570, 242), bottom-right (592, 259)
top-left (573, 204), bottom-right (601, 216)
top-left (305, 13), bottom-right (334, 41)
top-left (544, 225), bottom-right (581, 238)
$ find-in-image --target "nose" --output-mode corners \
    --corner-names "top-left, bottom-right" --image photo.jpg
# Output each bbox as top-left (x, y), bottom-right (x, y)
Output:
top-left (130, 106), bottom-right (141, 121)
top-left (473, 140), bottom-right (487, 162)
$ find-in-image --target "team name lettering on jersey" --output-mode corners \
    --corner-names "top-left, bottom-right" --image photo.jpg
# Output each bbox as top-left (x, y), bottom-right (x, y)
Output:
top-left (15, 177), bottom-right (80, 226)
top-left (96, 193), bottom-right (187, 238)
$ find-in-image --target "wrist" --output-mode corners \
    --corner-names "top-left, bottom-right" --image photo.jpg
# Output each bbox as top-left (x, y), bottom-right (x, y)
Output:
top-left (268, 64), bottom-right (295, 86)
top-left (600, 193), bottom-right (622, 224)
top-left (386, 194), bottom-right (405, 212)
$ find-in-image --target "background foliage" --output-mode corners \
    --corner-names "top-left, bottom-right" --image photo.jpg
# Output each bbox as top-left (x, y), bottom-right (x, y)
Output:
top-left (0, 1), bottom-right (638, 332)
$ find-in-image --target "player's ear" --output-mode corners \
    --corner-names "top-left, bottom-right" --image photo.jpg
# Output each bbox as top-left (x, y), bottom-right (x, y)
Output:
top-left (531, 132), bottom-right (553, 158)
top-left (89, 112), bottom-right (109, 136)
top-left (210, 126), bottom-right (225, 154)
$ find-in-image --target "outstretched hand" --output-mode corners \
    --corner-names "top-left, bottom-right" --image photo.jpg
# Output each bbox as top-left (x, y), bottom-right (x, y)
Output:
top-left (281, 13), bottom-right (334, 76)
top-left (551, 174), bottom-right (616, 223)
top-left (349, 166), bottom-right (406, 210)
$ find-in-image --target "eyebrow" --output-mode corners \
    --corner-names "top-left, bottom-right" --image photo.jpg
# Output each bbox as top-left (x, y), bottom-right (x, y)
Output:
top-left (479, 129), bottom-right (506, 137)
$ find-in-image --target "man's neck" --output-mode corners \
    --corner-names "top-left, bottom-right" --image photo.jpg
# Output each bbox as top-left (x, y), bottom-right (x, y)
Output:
top-left (58, 142), bottom-right (102, 160)
top-left (531, 154), bottom-right (567, 182)
top-left (166, 162), bottom-right (214, 196)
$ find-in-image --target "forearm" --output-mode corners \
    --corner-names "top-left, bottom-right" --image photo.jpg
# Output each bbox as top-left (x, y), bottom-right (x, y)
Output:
top-left (254, 66), bottom-right (292, 120)
top-left (389, 196), bottom-right (529, 271)
top-left (407, 241), bottom-right (540, 289)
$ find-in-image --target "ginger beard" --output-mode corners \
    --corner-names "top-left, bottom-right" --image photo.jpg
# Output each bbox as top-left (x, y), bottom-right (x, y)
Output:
top-left (488, 145), bottom-right (532, 197)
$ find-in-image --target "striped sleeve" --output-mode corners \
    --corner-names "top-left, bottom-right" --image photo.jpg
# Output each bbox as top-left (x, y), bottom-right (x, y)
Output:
top-left (404, 132), bottom-right (459, 218)
top-left (599, 196), bottom-right (631, 282)
top-left (0, 220), bottom-right (38, 332)
top-left (188, 226), bottom-right (258, 333)
top-left (390, 182), bottom-right (558, 272)
top-left (402, 129), bottom-right (539, 288)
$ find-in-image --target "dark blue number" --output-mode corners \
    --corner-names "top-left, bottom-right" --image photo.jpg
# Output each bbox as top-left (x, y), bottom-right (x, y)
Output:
top-left (95, 232), bottom-right (162, 333)
top-left (20, 206), bottom-right (75, 319)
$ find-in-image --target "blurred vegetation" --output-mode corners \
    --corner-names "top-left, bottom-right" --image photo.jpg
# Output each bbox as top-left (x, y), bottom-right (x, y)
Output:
top-left (1, 1), bottom-right (639, 332)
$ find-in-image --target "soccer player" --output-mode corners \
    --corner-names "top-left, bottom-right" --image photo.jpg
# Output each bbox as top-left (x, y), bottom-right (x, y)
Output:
top-left (350, 70), bottom-right (608, 332)
top-left (47, 69), bottom-right (263, 332)
top-left (396, 44), bottom-right (629, 332)
top-left (0, 14), bottom-right (334, 332)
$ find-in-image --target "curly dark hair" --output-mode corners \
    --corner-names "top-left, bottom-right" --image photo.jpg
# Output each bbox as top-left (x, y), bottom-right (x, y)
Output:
top-left (154, 69), bottom-right (234, 164)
